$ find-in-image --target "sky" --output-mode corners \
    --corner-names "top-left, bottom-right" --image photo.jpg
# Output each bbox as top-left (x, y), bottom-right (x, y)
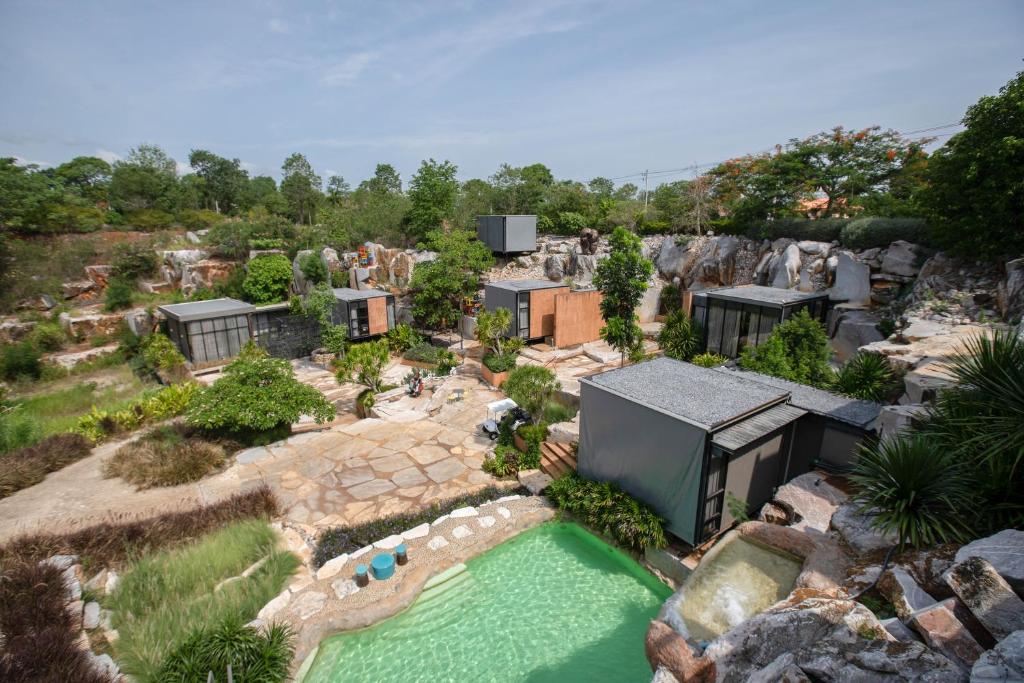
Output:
top-left (0, 0), bottom-right (1021, 187)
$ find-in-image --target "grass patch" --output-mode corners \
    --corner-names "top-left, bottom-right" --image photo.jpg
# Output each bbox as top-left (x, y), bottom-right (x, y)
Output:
top-left (108, 520), bottom-right (298, 682)
top-left (103, 424), bottom-right (240, 489)
top-left (0, 560), bottom-right (113, 683)
top-left (0, 432), bottom-right (92, 498)
top-left (314, 485), bottom-right (528, 566)
top-left (539, 400), bottom-right (576, 424)
top-left (0, 485), bottom-right (279, 569)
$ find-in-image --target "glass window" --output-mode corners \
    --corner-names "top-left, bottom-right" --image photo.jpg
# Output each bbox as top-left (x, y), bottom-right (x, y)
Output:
top-left (721, 302), bottom-right (741, 358)
top-left (706, 301), bottom-right (725, 354)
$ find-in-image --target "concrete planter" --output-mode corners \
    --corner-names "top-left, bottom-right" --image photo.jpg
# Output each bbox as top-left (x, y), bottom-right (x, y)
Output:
top-left (481, 364), bottom-right (509, 388)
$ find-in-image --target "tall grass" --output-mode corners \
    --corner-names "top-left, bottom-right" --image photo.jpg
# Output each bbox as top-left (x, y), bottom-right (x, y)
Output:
top-left (108, 520), bottom-right (298, 681)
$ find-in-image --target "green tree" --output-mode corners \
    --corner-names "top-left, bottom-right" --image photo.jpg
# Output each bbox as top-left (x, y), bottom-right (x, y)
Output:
top-left (739, 309), bottom-right (832, 387)
top-left (922, 71), bottom-right (1024, 258)
top-left (54, 156), bottom-right (112, 204)
top-left (474, 307), bottom-right (514, 357)
top-left (280, 153), bottom-right (322, 225)
top-left (407, 158), bottom-right (459, 237)
top-left (410, 229), bottom-right (493, 331)
top-left (188, 149), bottom-right (249, 214)
top-left (109, 144), bottom-right (179, 213)
top-left (362, 163), bottom-right (402, 195)
top-left (326, 175), bottom-right (351, 202)
top-left (454, 178), bottom-right (495, 229)
top-left (503, 365), bottom-right (559, 423)
top-left (242, 254), bottom-right (293, 304)
top-left (587, 176), bottom-right (615, 197)
top-left (0, 158), bottom-right (60, 231)
top-left (593, 227), bottom-right (653, 365)
top-left (336, 339), bottom-right (390, 393)
top-left (658, 310), bottom-right (702, 361)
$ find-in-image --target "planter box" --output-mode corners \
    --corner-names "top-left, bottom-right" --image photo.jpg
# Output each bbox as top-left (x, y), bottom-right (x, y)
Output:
top-left (481, 364), bottom-right (509, 388)
top-left (400, 358), bottom-right (437, 371)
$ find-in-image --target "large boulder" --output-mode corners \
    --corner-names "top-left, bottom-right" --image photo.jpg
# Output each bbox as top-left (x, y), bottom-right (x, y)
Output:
top-left (638, 284), bottom-right (663, 323)
top-left (955, 530), bottom-right (1024, 596)
top-left (830, 251), bottom-right (871, 304)
top-left (656, 237), bottom-right (697, 281)
top-left (568, 251), bottom-right (601, 280)
top-left (0, 319), bottom-right (37, 343)
top-left (881, 241), bottom-right (925, 278)
top-left (61, 280), bottom-right (96, 300)
top-left (161, 249), bottom-right (209, 283)
top-left (180, 259), bottom-right (234, 297)
top-left (946, 557), bottom-right (1024, 642)
top-left (645, 620), bottom-right (714, 683)
top-left (84, 265), bottom-right (113, 288)
top-left (768, 243), bottom-right (801, 289)
top-left (58, 312), bottom-right (124, 340)
top-left (998, 257), bottom-right (1024, 322)
top-left (971, 630), bottom-right (1024, 682)
top-left (321, 247), bottom-right (344, 280)
top-left (544, 254), bottom-right (566, 281)
top-left (830, 504), bottom-right (899, 554)
top-left (797, 240), bottom-right (832, 257)
top-left (830, 307), bottom-right (885, 362)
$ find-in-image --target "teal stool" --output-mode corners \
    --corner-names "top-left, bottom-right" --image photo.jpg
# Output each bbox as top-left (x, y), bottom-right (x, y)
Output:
top-left (355, 564), bottom-right (369, 587)
top-left (371, 552), bottom-right (395, 580)
top-left (395, 543), bottom-right (408, 566)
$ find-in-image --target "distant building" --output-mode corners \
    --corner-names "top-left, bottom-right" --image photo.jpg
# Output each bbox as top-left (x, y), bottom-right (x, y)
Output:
top-left (159, 298), bottom-right (255, 366)
top-left (484, 279), bottom-right (604, 347)
top-left (329, 288), bottom-right (396, 341)
top-left (476, 215), bottom-right (537, 254)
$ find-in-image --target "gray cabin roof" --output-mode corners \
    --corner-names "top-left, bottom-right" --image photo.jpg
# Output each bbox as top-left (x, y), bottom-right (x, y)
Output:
top-left (714, 367), bottom-right (882, 429)
top-left (582, 356), bottom-right (789, 431)
top-left (158, 298), bottom-right (254, 322)
top-left (486, 279), bottom-right (566, 292)
top-left (331, 287), bottom-right (390, 302)
top-left (705, 285), bottom-right (828, 307)
top-left (712, 403), bottom-right (807, 451)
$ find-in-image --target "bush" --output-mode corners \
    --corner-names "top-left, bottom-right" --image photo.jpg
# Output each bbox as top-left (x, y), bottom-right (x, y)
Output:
top-left (112, 242), bottom-right (159, 281)
top-left (177, 208), bottom-right (226, 230)
top-left (839, 217), bottom-right (931, 250)
top-left (248, 238), bottom-right (285, 251)
top-left (188, 345), bottom-right (334, 435)
top-left (299, 251), bottom-right (327, 285)
top-left (758, 217), bottom-right (851, 243)
top-left (516, 422), bottom-right (548, 469)
top-left (74, 382), bottom-right (199, 444)
top-left (546, 473), bottom-right (667, 552)
top-left (313, 486), bottom-right (526, 564)
top-left (138, 331), bottom-right (187, 375)
top-left (503, 365), bottom-right (559, 421)
top-left (155, 618), bottom-right (293, 683)
top-left (739, 309), bottom-right (832, 387)
top-left (483, 444), bottom-right (521, 477)
top-left (0, 432), bottom-right (92, 498)
top-left (320, 323), bottom-right (348, 355)
top-left (0, 408), bottom-right (43, 454)
top-left (103, 424), bottom-right (238, 489)
top-left (242, 254), bottom-right (293, 304)
top-left (831, 352), bottom-right (899, 402)
top-left (659, 283), bottom-right (681, 313)
top-left (124, 208), bottom-right (176, 231)
top-left (658, 310), bottom-right (702, 361)
top-left (386, 323), bottom-right (422, 354)
top-left (403, 342), bottom-right (458, 373)
top-left (336, 340), bottom-right (390, 394)
top-left (31, 322), bottom-right (67, 352)
top-left (104, 276), bottom-right (135, 311)
top-left (483, 352), bottom-right (517, 373)
top-left (0, 485), bottom-right (279, 568)
top-left (1, 341), bottom-right (42, 381)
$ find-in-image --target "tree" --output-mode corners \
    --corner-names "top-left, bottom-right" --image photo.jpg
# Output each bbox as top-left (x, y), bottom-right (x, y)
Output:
top-left (0, 158), bottom-right (61, 231)
top-left (454, 178), bottom-right (495, 229)
top-left (739, 309), bottom-right (833, 387)
top-left (922, 71), bottom-right (1024, 258)
top-left (54, 156), bottom-right (112, 204)
top-left (474, 308), bottom-right (514, 358)
top-left (326, 175), bottom-right (351, 201)
top-left (363, 163), bottom-right (402, 195)
top-left (503, 365), bottom-right (559, 423)
top-left (109, 144), bottom-right (179, 213)
top-left (409, 229), bottom-right (493, 331)
top-left (490, 163), bottom-right (551, 215)
top-left (335, 339), bottom-right (390, 393)
top-left (613, 183), bottom-right (638, 201)
top-left (407, 158), bottom-right (459, 237)
top-left (188, 150), bottom-right (248, 214)
top-left (593, 227), bottom-right (653, 365)
top-left (242, 254), bottom-right (293, 304)
top-left (658, 310), bottom-right (702, 361)
top-left (587, 177), bottom-right (615, 197)
top-left (187, 344), bottom-right (334, 434)
top-left (280, 153), bottom-right (322, 225)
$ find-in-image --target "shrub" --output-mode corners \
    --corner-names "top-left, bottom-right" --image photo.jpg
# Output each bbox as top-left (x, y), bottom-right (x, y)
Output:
top-left (658, 283), bottom-right (681, 313)
top-left (74, 382), bottom-right (199, 444)
top-left (475, 308), bottom-right (515, 357)
top-left (403, 342), bottom-right (458, 373)
top-left (540, 400), bottom-right (576, 424)
top-left (336, 339), bottom-right (390, 394)
top-left (658, 310), bottom-right (702, 361)
top-left (188, 344), bottom-right (334, 435)
top-left (483, 444), bottom-right (521, 477)
top-left (0, 485), bottom-right (279, 568)
top-left (483, 352), bottom-right (518, 373)
top-left (248, 238), bottom-right (285, 251)
top-left (1, 341), bottom-right (42, 380)
top-left (104, 276), bottom-right (135, 311)
top-left (503, 365), bottom-right (560, 422)
top-left (112, 242), bottom-right (159, 281)
top-left (0, 561), bottom-right (112, 683)
top-left (103, 424), bottom-right (237, 489)
top-left (31, 322), bottom-right (66, 352)
top-left (138, 331), bottom-right (187, 374)
top-left (831, 352), bottom-right (899, 402)
top-left (516, 422), bottom-right (548, 469)
top-left (758, 217), bottom-right (851, 243)
top-left (320, 323), bottom-right (348, 355)
top-left (546, 473), bottom-right (667, 551)
top-left (0, 432), bottom-right (92, 498)
top-left (739, 309), bottom-right (832, 387)
top-left (850, 434), bottom-right (973, 549)
top-left (154, 618), bottom-right (294, 683)
top-left (0, 408), bottom-right (43, 454)
top-left (299, 251), bottom-right (327, 285)
top-left (177, 208), bottom-right (226, 230)
top-left (313, 486), bottom-right (527, 564)
top-left (242, 254), bottom-right (293, 304)
top-left (839, 217), bottom-right (931, 250)
top-left (124, 208), bottom-right (175, 231)
top-left (386, 323), bottom-right (422, 354)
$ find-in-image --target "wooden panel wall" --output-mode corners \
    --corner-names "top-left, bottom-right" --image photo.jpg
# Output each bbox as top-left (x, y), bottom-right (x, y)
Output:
top-left (528, 287), bottom-right (567, 339)
top-left (367, 297), bottom-right (389, 335)
top-left (553, 290), bottom-right (604, 348)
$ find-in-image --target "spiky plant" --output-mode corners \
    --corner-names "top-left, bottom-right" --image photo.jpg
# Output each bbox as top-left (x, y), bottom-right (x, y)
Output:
top-left (658, 310), bottom-right (703, 362)
top-left (832, 352), bottom-right (900, 402)
top-left (850, 434), bottom-right (974, 549)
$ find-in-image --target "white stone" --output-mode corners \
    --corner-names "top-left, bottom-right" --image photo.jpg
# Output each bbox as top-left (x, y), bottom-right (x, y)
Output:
top-left (316, 554), bottom-right (350, 581)
top-left (403, 523), bottom-right (430, 540)
top-left (496, 495), bottom-right (521, 503)
top-left (257, 591), bottom-right (291, 621)
top-left (83, 601), bottom-right (101, 630)
top-left (104, 570), bottom-right (119, 595)
top-left (451, 525), bottom-right (474, 540)
top-left (428, 535), bottom-right (450, 550)
top-left (478, 515), bottom-right (496, 528)
top-left (497, 507), bottom-right (512, 519)
top-left (331, 578), bottom-right (359, 600)
top-left (43, 554), bottom-right (78, 571)
top-left (374, 534), bottom-right (405, 550)
top-left (431, 514), bottom-right (450, 526)
top-left (292, 591), bottom-right (327, 620)
top-left (450, 506), bottom-right (478, 518)
top-left (90, 653), bottom-right (119, 679)
top-left (351, 545), bottom-right (373, 559)
top-left (830, 251), bottom-right (871, 304)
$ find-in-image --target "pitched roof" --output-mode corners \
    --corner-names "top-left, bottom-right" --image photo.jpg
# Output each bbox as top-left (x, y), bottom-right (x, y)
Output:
top-left (158, 298), bottom-right (254, 322)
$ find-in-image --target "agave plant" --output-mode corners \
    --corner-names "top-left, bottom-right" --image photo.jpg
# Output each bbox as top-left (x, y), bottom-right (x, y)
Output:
top-left (832, 352), bottom-right (900, 402)
top-left (850, 434), bottom-right (974, 549)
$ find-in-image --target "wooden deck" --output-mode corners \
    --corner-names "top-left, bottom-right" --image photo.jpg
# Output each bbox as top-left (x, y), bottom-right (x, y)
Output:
top-left (540, 441), bottom-right (577, 479)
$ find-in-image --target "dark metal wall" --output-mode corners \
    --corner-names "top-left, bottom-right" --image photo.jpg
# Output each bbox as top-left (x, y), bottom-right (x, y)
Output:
top-left (252, 310), bottom-right (321, 360)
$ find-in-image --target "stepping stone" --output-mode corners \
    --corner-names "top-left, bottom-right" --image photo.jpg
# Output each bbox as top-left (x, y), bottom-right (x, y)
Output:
top-left (497, 507), bottom-right (511, 519)
top-left (331, 578), bottom-right (359, 600)
top-left (403, 523), bottom-right (430, 540)
top-left (316, 554), bottom-right (350, 581)
top-left (428, 536), bottom-right (450, 550)
top-left (351, 545), bottom-right (373, 559)
top-left (391, 467), bottom-right (427, 487)
top-left (374, 534), bottom-right (405, 550)
top-left (478, 516), bottom-right (496, 528)
top-left (409, 444), bottom-right (451, 465)
top-left (348, 479), bottom-right (397, 500)
top-left (336, 467), bottom-right (375, 487)
top-left (450, 506), bottom-right (478, 518)
top-left (368, 453), bottom-right (415, 473)
top-left (258, 592), bottom-right (291, 620)
top-left (236, 447), bottom-right (272, 464)
top-left (452, 525), bottom-right (473, 540)
top-left (425, 458), bottom-right (467, 483)
top-left (292, 591), bottom-right (327, 620)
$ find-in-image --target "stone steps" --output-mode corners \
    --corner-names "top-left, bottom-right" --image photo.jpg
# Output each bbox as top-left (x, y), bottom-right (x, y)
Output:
top-left (540, 441), bottom-right (576, 479)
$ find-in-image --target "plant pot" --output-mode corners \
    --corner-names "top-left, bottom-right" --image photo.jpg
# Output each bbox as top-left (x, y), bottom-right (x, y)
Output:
top-left (513, 432), bottom-right (528, 453)
top-left (481, 364), bottom-right (509, 388)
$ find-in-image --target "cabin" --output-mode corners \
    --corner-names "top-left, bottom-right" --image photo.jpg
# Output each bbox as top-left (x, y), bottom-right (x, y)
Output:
top-left (484, 279), bottom-right (568, 341)
top-left (330, 288), bottom-right (396, 341)
top-left (690, 285), bottom-right (829, 359)
top-left (158, 298), bottom-right (255, 366)
top-left (476, 215), bottom-right (538, 254)
top-left (578, 357), bottom-right (811, 545)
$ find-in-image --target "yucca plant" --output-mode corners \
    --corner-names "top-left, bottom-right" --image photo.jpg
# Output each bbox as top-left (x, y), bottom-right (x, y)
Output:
top-left (850, 434), bottom-right (974, 549)
top-left (832, 352), bottom-right (900, 402)
top-left (658, 310), bottom-right (702, 362)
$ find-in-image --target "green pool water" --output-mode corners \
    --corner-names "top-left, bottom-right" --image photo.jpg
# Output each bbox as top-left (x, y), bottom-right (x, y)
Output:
top-left (303, 522), bottom-right (671, 683)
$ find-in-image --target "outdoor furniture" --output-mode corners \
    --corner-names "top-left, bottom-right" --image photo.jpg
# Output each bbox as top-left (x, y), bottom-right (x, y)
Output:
top-left (395, 543), bottom-right (408, 566)
top-left (371, 552), bottom-right (395, 580)
top-left (355, 564), bottom-right (369, 587)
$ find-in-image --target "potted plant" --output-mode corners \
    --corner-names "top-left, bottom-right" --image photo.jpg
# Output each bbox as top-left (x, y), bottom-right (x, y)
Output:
top-left (475, 308), bottom-right (524, 387)
top-left (335, 339), bottom-right (389, 419)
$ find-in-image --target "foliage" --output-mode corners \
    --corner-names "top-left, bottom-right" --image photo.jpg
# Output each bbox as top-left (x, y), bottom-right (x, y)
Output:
top-left (313, 486), bottom-right (525, 563)
top-left (335, 339), bottom-right (390, 393)
top-left (320, 323), bottom-right (348, 355)
top-left (113, 241), bottom-right (159, 281)
top-left (516, 422), bottom-right (547, 469)
top-left (483, 444), bottom-right (521, 477)
top-left (280, 153), bottom-right (322, 225)
top-left (386, 323), bottom-right (423, 354)
top-left (739, 309), bottom-right (832, 387)
top-left (0, 433), bottom-right (92, 498)
top-left (108, 520), bottom-right (298, 681)
top-left (483, 352), bottom-right (518, 373)
top-left (725, 492), bottom-right (750, 523)
top-left (757, 217), bottom-right (852, 243)
top-left (0, 406), bottom-right (42, 454)
top-left (31, 322), bottom-right (67, 352)
top-left (850, 434), bottom-right (973, 549)
top-left (138, 331), bottom-right (187, 373)
top-left (242, 254), bottom-right (293, 304)
top-left (474, 307), bottom-right (515, 357)
top-left (410, 229), bottom-right (493, 330)
top-left (104, 276), bottom-right (135, 311)
top-left (503, 365), bottom-right (559, 422)
top-left (299, 251), bottom-right (327, 285)
top-left (546, 473), bottom-right (667, 552)
top-left (839, 217), bottom-right (931, 250)
top-left (0, 485), bottom-right (279, 568)
top-left (922, 71), bottom-right (1024, 258)
top-left (832, 352), bottom-right (899, 402)
top-left (154, 618), bottom-right (294, 683)
top-left (658, 283), bottom-right (681, 313)
top-left (594, 227), bottom-right (653, 365)
top-left (403, 342), bottom-right (457, 373)
top-left (539, 399), bottom-right (576, 424)
top-left (109, 144), bottom-right (179, 214)
top-left (690, 352), bottom-right (728, 367)
top-left (407, 158), bottom-right (459, 238)
top-left (1, 341), bottom-right (42, 381)
top-left (103, 423), bottom-right (238, 489)
top-left (658, 310), bottom-right (703, 361)
top-left (188, 345), bottom-right (333, 434)
top-left (188, 149), bottom-right (249, 215)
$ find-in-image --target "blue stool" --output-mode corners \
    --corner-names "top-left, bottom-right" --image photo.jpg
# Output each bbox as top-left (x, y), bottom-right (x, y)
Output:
top-left (395, 543), bottom-right (408, 566)
top-left (371, 552), bottom-right (395, 580)
top-left (355, 563), bottom-right (369, 587)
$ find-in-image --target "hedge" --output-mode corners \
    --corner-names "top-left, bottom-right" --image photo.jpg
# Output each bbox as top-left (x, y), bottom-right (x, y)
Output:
top-left (839, 217), bottom-right (932, 250)
top-left (757, 217), bottom-right (852, 243)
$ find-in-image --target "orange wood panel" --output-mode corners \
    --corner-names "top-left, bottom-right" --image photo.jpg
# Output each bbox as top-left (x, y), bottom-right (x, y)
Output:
top-left (528, 287), bottom-right (567, 339)
top-left (367, 297), bottom-right (389, 335)
top-left (553, 290), bottom-right (604, 348)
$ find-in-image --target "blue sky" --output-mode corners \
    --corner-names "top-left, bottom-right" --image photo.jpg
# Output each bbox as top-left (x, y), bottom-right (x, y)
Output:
top-left (0, 0), bottom-right (1021, 187)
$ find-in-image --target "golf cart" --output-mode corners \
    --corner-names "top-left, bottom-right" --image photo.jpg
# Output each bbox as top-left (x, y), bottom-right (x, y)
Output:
top-left (481, 398), bottom-right (532, 441)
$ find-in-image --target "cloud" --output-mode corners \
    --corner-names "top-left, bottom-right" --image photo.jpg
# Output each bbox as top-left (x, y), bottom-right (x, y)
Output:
top-left (268, 18), bottom-right (289, 34)
top-left (95, 148), bottom-right (122, 164)
top-left (319, 52), bottom-right (378, 86)
top-left (176, 161), bottom-right (194, 176)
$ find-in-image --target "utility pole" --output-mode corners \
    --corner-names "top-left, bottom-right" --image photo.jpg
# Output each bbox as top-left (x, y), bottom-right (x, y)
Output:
top-left (694, 164), bottom-right (701, 235)
top-left (642, 169), bottom-right (649, 212)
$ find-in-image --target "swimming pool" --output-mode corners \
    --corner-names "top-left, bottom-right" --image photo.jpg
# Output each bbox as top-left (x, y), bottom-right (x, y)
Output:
top-left (302, 522), bottom-right (671, 682)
